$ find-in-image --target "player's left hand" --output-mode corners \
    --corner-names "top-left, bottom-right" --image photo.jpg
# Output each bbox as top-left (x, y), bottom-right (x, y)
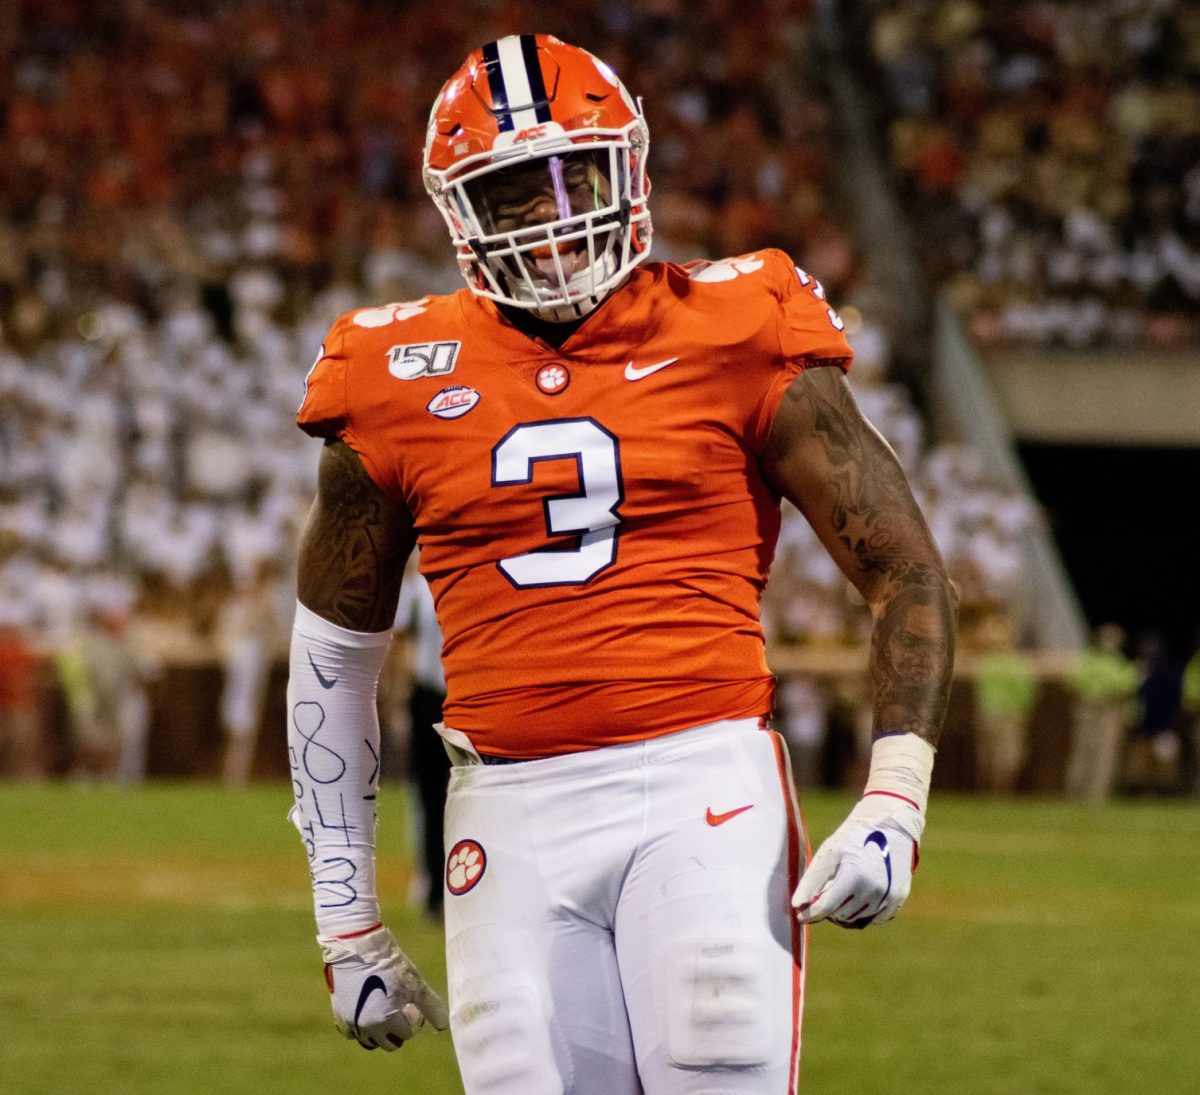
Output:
top-left (792, 793), bottom-right (924, 929)
top-left (319, 924), bottom-right (450, 1050)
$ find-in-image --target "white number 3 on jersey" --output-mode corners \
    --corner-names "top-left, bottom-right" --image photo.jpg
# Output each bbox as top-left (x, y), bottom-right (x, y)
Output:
top-left (491, 418), bottom-right (624, 588)
top-left (794, 267), bottom-right (845, 331)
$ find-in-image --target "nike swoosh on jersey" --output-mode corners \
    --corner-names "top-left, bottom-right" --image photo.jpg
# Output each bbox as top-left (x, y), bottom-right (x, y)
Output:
top-left (624, 357), bottom-right (679, 380)
top-left (307, 649), bottom-right (338, 689)
top-left (705, 804), bottom-right (754, 826)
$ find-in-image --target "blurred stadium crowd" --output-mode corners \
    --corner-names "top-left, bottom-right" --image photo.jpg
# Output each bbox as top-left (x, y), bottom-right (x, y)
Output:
top-left (870, 0), bottom-right (1200, 347)
top-left (0, 0), bottom-right (1196, 787)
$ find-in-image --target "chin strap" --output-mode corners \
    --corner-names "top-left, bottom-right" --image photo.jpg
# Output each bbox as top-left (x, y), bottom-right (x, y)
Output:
top-left (512, 244), bottom-right (627, 321)
top-left (531, 295), bottom-right (602, 322)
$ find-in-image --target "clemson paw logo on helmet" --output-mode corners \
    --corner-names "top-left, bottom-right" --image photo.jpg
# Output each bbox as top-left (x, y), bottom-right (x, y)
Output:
top-left (446, 839), bottom-right (487, 895)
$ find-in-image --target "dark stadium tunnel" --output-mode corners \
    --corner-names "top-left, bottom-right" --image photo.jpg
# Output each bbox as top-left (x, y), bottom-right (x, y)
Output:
top-left (1020, 443), bottom-right (1200, 662)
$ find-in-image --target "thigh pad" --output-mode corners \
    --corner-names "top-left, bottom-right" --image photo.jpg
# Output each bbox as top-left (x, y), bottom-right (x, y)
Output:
top-left (664, 934), bottom-right (774, 1069)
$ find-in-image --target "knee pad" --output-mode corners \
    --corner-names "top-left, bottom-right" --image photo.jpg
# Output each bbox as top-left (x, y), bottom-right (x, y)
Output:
top-left (448, 928), bottom-right (568, 1094)
top-left (664, 935), bottom-right (775, 1068)
top-left (451, 983), bottom-right (566, 1094)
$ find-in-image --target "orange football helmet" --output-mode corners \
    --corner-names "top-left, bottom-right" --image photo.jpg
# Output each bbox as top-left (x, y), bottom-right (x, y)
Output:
top-left (423, 34), bottom-right (652, 321)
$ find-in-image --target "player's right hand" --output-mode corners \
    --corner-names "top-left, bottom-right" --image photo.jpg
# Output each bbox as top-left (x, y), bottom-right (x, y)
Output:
top-left (318, 924), bottom-right (450, 1050)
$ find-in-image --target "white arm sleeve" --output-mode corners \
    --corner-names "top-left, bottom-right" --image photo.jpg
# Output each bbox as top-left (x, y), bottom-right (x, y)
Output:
top-left (287, 601), bottom-right (393, 937)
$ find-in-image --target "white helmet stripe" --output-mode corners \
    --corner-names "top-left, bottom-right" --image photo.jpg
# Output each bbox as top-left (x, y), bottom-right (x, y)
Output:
top-left (495, 35), bottom-right (540, 133)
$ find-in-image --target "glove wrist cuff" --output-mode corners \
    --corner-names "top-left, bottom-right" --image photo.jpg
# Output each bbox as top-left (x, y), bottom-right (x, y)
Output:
top-left (317, 923), bottom-right (398, 965)
top-left (863, 732), bottom-right (935, 814)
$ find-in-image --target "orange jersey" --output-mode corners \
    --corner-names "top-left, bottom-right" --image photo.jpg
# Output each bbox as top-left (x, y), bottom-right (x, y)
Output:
top-left (297, 249), bottom-right (853, 755)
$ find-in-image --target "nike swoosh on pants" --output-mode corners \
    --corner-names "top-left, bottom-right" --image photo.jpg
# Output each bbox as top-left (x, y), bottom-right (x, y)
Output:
top-left (706, 804), bottom-right (754, 826)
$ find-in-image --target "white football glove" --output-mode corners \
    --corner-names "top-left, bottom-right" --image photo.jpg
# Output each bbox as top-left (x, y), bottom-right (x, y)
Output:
top-left (319, 924), bottom-right (449, 1050)
top-left (793, 733), bottom-right (934, 930)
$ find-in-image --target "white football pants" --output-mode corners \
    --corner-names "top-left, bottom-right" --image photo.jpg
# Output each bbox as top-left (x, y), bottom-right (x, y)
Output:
top-left (440, 718), bottom-right (808, 1095)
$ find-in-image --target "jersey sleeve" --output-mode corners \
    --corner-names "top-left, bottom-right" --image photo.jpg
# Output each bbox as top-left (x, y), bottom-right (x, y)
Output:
top-left (295, 312), bottom-right (404, 500)
top-left (770, 250), bottom-right (855, 369)
top-left (296, 315), bottom-right (351, 440)
top-left (747, 250), bottom-right (856, 452)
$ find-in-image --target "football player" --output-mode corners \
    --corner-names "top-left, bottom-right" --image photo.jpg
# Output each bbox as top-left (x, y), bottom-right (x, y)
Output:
top-left (287, 34), bottom-right (957, 1093)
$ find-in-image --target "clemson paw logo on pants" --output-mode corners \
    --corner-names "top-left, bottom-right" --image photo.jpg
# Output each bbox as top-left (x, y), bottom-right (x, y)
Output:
top-left (446, 839), bottom-right (487, 895)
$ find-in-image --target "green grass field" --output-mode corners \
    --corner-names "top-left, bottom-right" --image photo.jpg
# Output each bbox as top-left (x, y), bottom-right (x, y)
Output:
top-left (1, 784), bottom-right (1197, 1094)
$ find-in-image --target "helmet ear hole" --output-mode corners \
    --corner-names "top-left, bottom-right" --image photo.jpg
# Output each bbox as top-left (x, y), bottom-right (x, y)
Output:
top-left (632, 218), bottom-right (650, 255)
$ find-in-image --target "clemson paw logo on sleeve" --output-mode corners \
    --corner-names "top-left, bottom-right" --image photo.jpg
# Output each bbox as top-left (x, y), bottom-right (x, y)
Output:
top-left (352, 299), bottom-right (430, 327)
top-left (688, 255), bottom-right (764, 282)
top-left (446, 839), bottom-right (487, 895)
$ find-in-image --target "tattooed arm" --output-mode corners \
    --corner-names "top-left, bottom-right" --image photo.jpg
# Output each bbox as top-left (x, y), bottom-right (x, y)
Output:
top-left (763, 365), bottom-right (958, 929)
top-left (761, 366), bottom-right (957, 747)
top-left (298, 439), bottom-right (416, 631)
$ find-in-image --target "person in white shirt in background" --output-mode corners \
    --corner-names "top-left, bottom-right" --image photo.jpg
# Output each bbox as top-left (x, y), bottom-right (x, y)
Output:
top-left (57, 598), bottom-right (150, 783)
top-left (217, 560), bottom-right (282, 785)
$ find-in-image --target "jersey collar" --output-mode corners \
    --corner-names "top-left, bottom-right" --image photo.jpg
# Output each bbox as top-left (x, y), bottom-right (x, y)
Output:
top-left (458, 263), bottom-right (674, 362)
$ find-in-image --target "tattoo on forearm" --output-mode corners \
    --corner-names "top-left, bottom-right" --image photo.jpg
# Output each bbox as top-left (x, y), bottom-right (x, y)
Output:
top-left (298, 441), bottom-right (413, 632)
top-left (776, 373), bottom-right (958, 745)
top-left (868, 563), bottom-right (957, 742)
